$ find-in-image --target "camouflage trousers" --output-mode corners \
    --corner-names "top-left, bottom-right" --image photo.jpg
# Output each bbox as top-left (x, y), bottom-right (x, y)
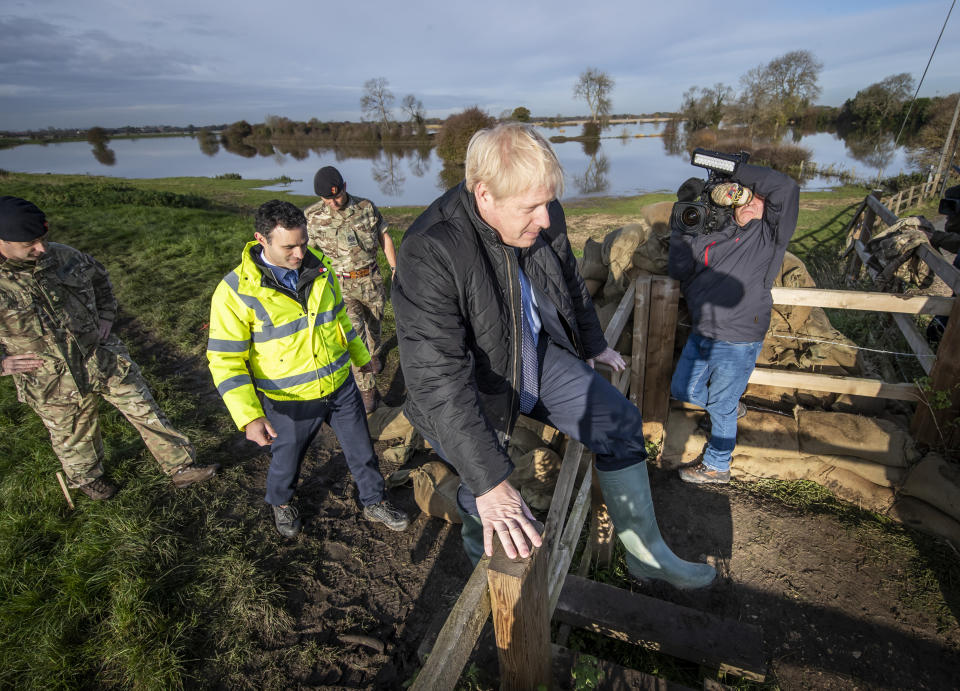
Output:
top-left (341, 271), bottom-right (386, 392)
top-left (28, 349), bottom-right (195, 488)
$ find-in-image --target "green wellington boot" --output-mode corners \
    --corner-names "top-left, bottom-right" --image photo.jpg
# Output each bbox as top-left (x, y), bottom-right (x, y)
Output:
top-left (597, 463), bottom-right (716, 589)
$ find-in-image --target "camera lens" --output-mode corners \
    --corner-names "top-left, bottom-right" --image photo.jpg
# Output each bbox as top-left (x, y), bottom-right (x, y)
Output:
top-left (680, 206), bottom-right (702, 227)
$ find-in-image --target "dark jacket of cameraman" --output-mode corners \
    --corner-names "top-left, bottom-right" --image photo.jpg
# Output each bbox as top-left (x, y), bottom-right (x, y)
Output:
top-left (392, 183), bottom-right (607, 497)
top-left (668, 164), bottom-right (799, 343)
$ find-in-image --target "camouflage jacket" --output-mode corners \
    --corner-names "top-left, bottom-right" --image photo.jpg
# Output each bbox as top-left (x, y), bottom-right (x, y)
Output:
top-left (0, 242), bottom-right (118, 399)
top-left (304, 194), bottom-right (387, 273)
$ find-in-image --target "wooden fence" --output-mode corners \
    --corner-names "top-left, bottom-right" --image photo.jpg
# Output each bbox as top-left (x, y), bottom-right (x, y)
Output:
top-left (412, 190), bottom-right (960, 688)
top-left (880, 174), bottom-right (945, 217)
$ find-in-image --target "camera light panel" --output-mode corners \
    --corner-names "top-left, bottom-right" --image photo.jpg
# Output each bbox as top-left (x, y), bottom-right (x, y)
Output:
top-left (692, 153), bottom-right (737, 173)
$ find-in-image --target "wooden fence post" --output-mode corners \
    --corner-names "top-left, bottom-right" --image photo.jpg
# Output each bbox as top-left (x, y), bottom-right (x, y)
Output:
top-left (847, 189), bottom-right (882, 283)
top-left (487, 542), bottom-right (553, 690)
top-left (911, 295), bottom-right (960, 449)
top-left (641, 277), bottom-right (680, 443)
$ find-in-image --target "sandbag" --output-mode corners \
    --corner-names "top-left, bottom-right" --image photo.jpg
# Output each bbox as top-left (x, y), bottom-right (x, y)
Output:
top-left (732, 455), bottom-right (895, 512)
top-left (899, 453), bottom-right (960, 524)
top-left (806, 454), bottom-right (904, 488)
top-left (386, 461), bottom-right (461, 523)
top-left (602, 223), bottom-right (650, 300)
top-left (796, 410), bottom-right (917, 467)
top-left (579, 238), bottom-right (607, 282)
top-left (507, 426), bottom-right (546, 460)
top-left (888, 497), bottom-right (960, 546)
top-left (512, 447), bottom-right (562, 511)
top-left (639, 201), bottom-right (673, 236)
top-left (382, 426), bottom-right (423, 465)
top-left (514, 415), bottom-right (562, 450)
top-left (660, 409), bottom-right (708, 469)
top-left (367, 405), bottom-right (414, 441)
top-left (736, 410), bottom-right (803, 459)
top-left (815, 466), bottom-right (896, 513)
top-left (584, 279), bottom-right (603, 297)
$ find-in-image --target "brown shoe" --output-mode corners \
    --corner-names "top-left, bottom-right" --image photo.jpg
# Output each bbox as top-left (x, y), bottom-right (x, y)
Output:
top-left (360, 388), bottom-right (379, 415)
top-left (79, 477), bottom-right (117, 500)
top-left (679, 463), bottom-right (731, 485)
top-left (171, 463), bottom-right (220, 489)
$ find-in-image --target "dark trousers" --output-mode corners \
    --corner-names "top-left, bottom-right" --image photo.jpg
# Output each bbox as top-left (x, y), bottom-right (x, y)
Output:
top-left (451, 339), bottom-right (648, 516)
top-left (261, 377), bottom-right (385, 507)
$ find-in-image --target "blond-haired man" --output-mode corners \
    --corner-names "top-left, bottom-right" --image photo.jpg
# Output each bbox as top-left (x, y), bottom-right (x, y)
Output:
top-left (393, 124), bottom-right (715, 589)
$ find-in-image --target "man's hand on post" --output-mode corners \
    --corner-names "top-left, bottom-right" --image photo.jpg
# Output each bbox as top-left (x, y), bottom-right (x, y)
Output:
top-left (359, 360), bottom-right (374, 374)
top-left (245, 417), bottom-right (277, 446)
top-left (0, 353), bottom-right (44, 376)
top-left (588, 346), bottom-right (626, 372)
top-left (474, 479), bottom-right (543, 560)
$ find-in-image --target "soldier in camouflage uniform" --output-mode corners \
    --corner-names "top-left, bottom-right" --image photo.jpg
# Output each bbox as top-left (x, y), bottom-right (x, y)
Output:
top-left (304, 166), bottom-right (397, 413)
top-left (0, 197), bottom-right (218, 500)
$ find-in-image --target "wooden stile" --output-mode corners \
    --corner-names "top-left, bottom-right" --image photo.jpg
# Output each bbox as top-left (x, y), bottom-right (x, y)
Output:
top-left (631, 275), bottom-right (653, 412)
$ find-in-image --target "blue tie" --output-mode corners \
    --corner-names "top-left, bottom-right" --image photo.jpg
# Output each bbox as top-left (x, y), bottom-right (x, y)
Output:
top-left (281, 269), bottom-right (298, 292)
top-left (518, 282), bottom-right (539, 414)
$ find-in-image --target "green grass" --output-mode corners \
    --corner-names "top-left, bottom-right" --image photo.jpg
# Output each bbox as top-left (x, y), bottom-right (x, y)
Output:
top-left (0, 171), bottom-right (950, 688)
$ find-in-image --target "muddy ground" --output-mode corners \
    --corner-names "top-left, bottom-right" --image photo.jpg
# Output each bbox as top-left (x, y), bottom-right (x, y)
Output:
top-left (208, 353), bottom-right (960, 690)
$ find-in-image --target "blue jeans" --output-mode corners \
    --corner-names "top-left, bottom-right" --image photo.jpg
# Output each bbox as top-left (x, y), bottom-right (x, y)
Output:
top-left (670, 333), bottom-right (762, 473)
top-left (261, 377), bottom-right (385, 507)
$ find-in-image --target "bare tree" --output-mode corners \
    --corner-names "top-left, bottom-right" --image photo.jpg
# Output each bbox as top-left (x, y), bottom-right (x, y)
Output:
top-left (680, 83), bottom-right (734, 131)
top-left (361, 77), bottom-right (395, 127)
top-left (573, 68), bottom-right (614, 126)
top-left (401, 94), bottom-right (425, 125)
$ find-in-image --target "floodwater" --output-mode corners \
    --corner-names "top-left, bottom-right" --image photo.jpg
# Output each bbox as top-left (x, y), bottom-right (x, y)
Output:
top-left (0, 122), bottom-right (915, 206)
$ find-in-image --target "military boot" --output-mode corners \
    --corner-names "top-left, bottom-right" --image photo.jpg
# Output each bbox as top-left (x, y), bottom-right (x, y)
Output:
top-left (171, 463), bottom-right (220, 489)
top-left (79, 477), bottom-right (117, 500)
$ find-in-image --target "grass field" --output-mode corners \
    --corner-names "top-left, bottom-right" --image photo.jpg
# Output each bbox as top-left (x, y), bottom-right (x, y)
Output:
top-left (0, 171), bottom-right (948, 689)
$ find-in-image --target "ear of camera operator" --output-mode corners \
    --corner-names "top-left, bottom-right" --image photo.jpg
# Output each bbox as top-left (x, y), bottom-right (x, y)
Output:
top-left (668, 153), bottom-right (800, 344)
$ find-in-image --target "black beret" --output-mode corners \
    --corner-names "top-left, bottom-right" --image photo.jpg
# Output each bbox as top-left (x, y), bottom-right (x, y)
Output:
top-left (314, 166), bottom-right (344, 198)
top-left (0, 196), bottom-right (48, 241)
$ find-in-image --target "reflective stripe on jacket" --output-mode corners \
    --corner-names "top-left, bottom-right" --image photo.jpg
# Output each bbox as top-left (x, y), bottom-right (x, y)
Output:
top-left (207, 241), bottom-right (370, 430)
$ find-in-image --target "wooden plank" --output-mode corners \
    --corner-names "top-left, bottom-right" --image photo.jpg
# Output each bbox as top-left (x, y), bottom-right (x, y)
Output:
top-left (770, 287), bottom-right (954, 315)
top-left (866, 192), bottom-right (899, 227)
top-left (891, 313), bottom-right (935, 375)
top-left (747, 367), bottom-right (919, 401)
top-left (410, 559), bottom-right (491, 691)
top-left (916, 244), bottom-right (960, 295)
top-left (547, 464), bottom-right (593, 615)
top-left (551, 644), bottom-right (695, 691)
top-left (642, 277), bottom-right (680, 441)
top-left (488, 541), bottom-right (553, 690)
top-left (543, 440), bottom-right (586, 558)
top-left (630, 275), bottom-right (652, 411)
top-left (604, 282), bottom-right (636, 346)
top-left (847, 191), bottom-right (883, 282)
top-left (912, 294), bottom-right (960, 447)
top-left (555, 575), bottom-right (767, 682)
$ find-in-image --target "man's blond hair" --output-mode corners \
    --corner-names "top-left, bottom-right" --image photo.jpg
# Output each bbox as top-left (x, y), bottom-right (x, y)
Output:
top-left (465, 123), bottom-right (564, 200)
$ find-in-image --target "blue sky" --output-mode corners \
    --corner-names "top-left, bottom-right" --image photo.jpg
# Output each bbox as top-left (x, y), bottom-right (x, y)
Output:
top-left (1, 0), bottom-right (957, 130)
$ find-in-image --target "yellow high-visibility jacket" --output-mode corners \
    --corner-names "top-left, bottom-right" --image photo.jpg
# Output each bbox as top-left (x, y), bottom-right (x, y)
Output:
top-left (207, 241), bottom-right (370, 430)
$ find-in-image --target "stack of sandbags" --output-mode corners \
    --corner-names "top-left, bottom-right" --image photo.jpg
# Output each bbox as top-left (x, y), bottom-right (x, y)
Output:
top-left (661, 406), bottom-right (913, 513)
top-left (508, 417), bottom-right (563, 511)
top-left (579, 238), bottom-right (606, 298)
top-left (889, 453), bottom-right (960, 545)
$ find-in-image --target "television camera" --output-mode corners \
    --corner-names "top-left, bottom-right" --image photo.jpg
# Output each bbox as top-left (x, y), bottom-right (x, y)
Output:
top-left (670, 148), bottom-right (751, 235)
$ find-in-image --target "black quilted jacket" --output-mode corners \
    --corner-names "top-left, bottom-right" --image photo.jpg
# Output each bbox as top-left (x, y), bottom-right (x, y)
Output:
top-left (393, 183), bottom-right (606, 496)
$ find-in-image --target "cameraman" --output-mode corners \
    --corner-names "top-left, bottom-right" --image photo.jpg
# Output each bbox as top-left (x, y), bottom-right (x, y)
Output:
top-left (668, 163), bottom-right (799, 484)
